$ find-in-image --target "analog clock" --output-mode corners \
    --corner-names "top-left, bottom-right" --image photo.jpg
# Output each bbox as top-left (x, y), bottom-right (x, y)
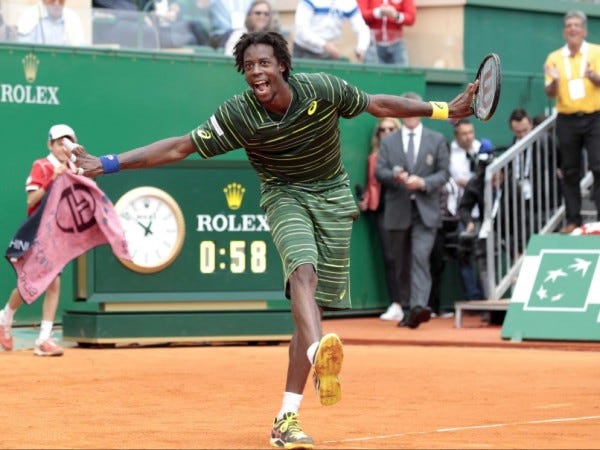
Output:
top-left (114, 186), bottom-right (186, 273)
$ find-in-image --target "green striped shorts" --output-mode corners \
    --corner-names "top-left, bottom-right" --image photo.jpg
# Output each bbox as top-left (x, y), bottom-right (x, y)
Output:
top-left (260, 175), bottom-right (359, 310)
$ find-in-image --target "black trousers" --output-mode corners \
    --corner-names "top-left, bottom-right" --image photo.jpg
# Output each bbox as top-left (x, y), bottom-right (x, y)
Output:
top-left (370, 208), bottom-right (399, 305)
top-left (556, 111), bottom-right (600, 225)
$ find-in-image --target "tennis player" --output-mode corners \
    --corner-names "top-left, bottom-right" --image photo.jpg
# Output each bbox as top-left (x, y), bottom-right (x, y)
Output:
top-left (71, 31), bottom-right (477, 449)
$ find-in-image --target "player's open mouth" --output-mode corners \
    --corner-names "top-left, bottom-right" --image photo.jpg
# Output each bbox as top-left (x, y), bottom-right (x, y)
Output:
top-left (253, 81), bottom-right (270, 95)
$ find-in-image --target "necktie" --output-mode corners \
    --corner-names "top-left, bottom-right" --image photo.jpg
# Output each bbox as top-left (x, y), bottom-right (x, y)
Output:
top-left (406, 132), bottom-right (415, 171)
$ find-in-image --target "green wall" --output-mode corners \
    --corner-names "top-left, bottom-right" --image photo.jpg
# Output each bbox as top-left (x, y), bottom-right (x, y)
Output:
top-left (0, 10), bottom-right (566, 323)
top-left (0, 44), bottom-right (426, 323)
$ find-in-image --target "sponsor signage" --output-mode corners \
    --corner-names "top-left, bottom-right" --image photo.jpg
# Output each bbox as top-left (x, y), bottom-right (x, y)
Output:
top-left (502, 235), bottom-right (600, 341)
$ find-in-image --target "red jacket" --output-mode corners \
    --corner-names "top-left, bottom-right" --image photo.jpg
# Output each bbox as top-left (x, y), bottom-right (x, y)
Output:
top-left (26, 156), bottom-right (57, 216)
top-left (358, 0), bottom-right (416, 44)
top-left (363, 152), bottom-right (381, 211)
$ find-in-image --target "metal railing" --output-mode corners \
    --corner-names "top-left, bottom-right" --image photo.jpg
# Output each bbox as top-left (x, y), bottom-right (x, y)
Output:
top-left (482, 112), bottom-right (592, 299)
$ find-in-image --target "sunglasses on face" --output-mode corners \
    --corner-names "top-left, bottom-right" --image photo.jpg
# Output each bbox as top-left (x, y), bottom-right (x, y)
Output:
top-left (378, 127), bottom-right (396, 133)
top-left (252, 10), bottom-right (270, 16)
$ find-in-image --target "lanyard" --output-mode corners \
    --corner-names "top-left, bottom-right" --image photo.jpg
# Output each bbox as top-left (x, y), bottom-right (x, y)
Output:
top-left (491, 188), bottom-right (502, 220)
top-left (563, 41), bottom-right (588, 80)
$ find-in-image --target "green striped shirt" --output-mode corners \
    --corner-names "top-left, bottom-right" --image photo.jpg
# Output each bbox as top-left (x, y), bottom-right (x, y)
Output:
top-left (190, 72), bottom-right (370, 185)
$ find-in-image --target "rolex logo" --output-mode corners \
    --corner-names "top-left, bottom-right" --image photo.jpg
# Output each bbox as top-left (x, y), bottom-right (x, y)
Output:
top-left (223, 183), bottom-right (245, 210)
top-left (22, 53), bottom-right (39, 84)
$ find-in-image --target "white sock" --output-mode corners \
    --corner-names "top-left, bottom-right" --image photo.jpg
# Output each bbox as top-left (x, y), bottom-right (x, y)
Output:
top-left (1, 305), bottom-right (16, 326)
top-left (277, 392), bottom-right (303, 420)
top-left (306, 341), bottom-right (319, 365)
top-left (39, 320), bottom-right (53, 342)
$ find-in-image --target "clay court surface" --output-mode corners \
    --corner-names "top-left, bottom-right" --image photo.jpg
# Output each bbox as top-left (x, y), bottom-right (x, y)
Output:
top-left (2, 315), bottom-right (599, 449)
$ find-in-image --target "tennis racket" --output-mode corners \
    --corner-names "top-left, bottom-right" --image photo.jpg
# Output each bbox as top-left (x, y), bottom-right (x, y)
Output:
top-left (472, 53), bottom-right (501, 122)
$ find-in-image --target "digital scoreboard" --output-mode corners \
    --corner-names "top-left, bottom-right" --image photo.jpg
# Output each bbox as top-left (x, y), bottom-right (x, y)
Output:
top-left (80, 159), bottom-right (287, 305)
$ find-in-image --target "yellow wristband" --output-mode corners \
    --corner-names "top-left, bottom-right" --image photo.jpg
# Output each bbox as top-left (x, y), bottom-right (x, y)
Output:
top-left (429, 101), bottom-right (449, 120)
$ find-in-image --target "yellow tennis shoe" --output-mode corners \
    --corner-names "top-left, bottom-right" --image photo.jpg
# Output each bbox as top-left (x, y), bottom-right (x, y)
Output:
top-left (313, 333), bottom-right (344, 406)
top-left (270, 412), bottom-right (314, 449)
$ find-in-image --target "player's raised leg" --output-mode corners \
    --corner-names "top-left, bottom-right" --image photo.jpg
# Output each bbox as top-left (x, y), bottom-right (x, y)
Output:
top-left (313, 333), bottom-right (344, 406)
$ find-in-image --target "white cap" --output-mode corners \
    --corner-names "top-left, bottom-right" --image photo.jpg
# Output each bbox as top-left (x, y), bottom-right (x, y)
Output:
top-left (48, 124), bottom-right (76, 142)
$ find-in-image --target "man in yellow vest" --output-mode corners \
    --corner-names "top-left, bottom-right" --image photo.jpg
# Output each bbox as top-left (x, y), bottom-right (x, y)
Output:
top-left (544, 10), bottom-right (600, 234)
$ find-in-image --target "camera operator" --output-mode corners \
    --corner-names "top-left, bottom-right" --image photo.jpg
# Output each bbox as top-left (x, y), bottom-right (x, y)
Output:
top-left (457, 139), bottom-right (499, 300)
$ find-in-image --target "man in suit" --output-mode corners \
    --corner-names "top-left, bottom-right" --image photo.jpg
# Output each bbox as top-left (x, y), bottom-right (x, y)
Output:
top-left (507, 108), bottom-right (561, 228)
top-left (375, 92), bottom-right (450, 329)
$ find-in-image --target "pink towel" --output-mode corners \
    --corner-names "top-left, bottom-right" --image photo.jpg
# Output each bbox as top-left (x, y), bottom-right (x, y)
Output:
top-left (6, 171), bottom-right (131, 304)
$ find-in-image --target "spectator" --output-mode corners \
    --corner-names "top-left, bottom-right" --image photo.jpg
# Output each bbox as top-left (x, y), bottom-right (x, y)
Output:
top-left (93, 0), bottom-right (137, 9)
top-left (224, 0), bottom-right (277, 56)
top-left (0, 5), bottom-right (17, 41)
top-left (17, 0), bottom-right (86, 46)
top-left (428, 177), bottom-right (460, 317)
top-left (0, 124), bottom-right (79, 357)
top-left (508, 108), bottom-right (561, 226)
top-left (144, 0), bottom-right (198, 48)
top-left (449, 118), bottom-right (480, 198)
top-left (508, 108), bottom-right (534, 142)
top-left (209, 0), bottom-right (253, 48)
top-left (358, 0), bottom-right (415, 66)
top-left (375, 92), bottom-right (450, 329)
top-left (185, 0), bottom-right (213, 46)
top-left (456, 139), bottom-right (497, 300)
top-left (293, 0), bottom-right (370, 62)
top-left (448, 119), bottom-right (491, 300)
top-left (458, 140), bottom-right (502, 300)
top-left (92, 0), bottom-right (158, 49)
top-left (544, 10), bottom-right (600, 234)
top-left (357, 117), bottom-right (403, 322)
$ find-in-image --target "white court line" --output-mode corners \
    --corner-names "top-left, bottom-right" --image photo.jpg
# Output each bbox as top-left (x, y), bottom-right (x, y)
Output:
top-left (323, 415), bottom-right (600, 444)
top-left (533, 403), bottom-right (572, 409)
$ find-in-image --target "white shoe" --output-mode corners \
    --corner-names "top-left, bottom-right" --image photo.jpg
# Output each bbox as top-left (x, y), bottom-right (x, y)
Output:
top-left (34, 338), bottom-right (64, 356)
top-left (379, 303), bottom-right (404, 321)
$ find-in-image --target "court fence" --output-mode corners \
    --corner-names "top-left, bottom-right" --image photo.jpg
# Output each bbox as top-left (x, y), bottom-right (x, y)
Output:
top-left (483, 113), bottom-right (593, 300)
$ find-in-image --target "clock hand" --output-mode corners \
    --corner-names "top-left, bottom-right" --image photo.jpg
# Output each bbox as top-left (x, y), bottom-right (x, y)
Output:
top-left (144, 221), bottom-right (154, 236)
top-left (136, 220), bottom-right (153, 236)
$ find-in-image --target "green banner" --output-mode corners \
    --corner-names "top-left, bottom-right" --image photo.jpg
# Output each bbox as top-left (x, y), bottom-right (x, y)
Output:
top-left (0, 43), bottom-right (427, 323)
top-left (502, 234), bottom-right (600, 341)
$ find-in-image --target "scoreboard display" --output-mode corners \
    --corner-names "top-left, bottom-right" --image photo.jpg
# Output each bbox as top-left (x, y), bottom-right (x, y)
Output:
top-left (84, 159), bottom-right (287, 304)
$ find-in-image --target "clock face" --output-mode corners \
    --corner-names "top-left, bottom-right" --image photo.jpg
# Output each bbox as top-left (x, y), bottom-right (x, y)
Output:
top-left (114, 186), bottom-right (185, 273)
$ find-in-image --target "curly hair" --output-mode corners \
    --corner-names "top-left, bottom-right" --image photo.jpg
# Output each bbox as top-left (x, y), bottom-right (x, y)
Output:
top-left (233, 31), bottom-right (292, 81)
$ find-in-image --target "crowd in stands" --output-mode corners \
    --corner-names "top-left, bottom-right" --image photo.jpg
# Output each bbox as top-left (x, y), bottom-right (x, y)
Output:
top-left (0, 0), bottom-right (417, 60)
top-left (357, 9), bottom-right (598, 325)
top-left (362, 105), bottom-right (563, 325)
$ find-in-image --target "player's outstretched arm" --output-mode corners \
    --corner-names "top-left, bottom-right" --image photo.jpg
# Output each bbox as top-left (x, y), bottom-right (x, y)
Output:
top-left (366, 80), bottom-right (478, 120)
top-left (70, 135), bottom-right (196, 178)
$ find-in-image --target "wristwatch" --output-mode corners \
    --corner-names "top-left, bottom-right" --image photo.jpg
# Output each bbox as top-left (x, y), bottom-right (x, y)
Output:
top-left (114, 186), bottom-right (186, 273)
